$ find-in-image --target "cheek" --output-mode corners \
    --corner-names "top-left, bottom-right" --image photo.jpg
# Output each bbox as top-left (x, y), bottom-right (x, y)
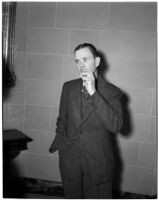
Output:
top-left (77, 66), bottom-right (81, 72)
top-left (88, 63), bottom-right (96, 71)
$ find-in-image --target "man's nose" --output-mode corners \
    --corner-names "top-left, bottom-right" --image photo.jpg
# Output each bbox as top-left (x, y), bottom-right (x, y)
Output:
top-left (79, 65), bottom-right (85, 72)
top-left (78, 60), bottom-right (85, 68)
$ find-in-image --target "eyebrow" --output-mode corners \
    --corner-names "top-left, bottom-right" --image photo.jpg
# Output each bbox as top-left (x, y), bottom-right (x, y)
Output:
top-left (75, 56), bottom-right (90, 60)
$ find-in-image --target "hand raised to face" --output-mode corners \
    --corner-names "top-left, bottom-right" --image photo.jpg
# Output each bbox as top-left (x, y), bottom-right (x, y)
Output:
top-left (80, 72), bottom-right (96, 96)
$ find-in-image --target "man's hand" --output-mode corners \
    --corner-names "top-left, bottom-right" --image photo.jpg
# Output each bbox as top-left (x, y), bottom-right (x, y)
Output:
top-left (80, 72), bottom-right (96, 96)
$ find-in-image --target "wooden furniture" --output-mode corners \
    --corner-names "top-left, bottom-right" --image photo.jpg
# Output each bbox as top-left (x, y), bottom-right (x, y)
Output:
top-left (3, 129), bottom-right (32, 159)
top-left (3, 129), bottom-right (32, 198)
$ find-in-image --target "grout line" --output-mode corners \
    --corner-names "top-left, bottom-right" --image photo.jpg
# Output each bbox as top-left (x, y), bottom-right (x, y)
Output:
top-left (150, 88), bottom-right (155, 116)
top-left (147, 115), bottom-right (152, 142)
top-left (23, 128), bottom-right (54, 133)
top-left (54, 2), bottom-right (58, 28)
top-left (60, 56), bottom-right (64, 83)
top-left (14, 50), bottom-right (26, 54)
top-left (23, 104), bottom-right (59, 109)
top-left (7, 103), bottom-right (58, 109)
top-left (49, 108), bottom-right (52, 133)
top-left (118, 137), bottom-right (157, 145)
top-left (24, 128), bottom-right (52, 133)
top-left (23, 129), bottom-right (56, 138)
top-left (136, 142), bottom-right (141, 166)
top-left (125, 164), bottom-right (155, 171)
top-left (119, 85), bottom-right (156, 90)
top-left (22, 151), bottom-right (59, 157)
top-left (16, 23), bottom-right (25, 28)
top-left (26, 51), bottom-right (70, 57)
top-left (106, 2), bottom-right (110, 30)
top-left (119, 30), bottom-right (122, 53)
top-left (68, 29), bottom-right (71, 56)
top-left (23, 77), bottom-right (63, 84)
top-left (130, 113), bottom-right (155, 118)
top-left (25, 25), bottom-right (157, 34)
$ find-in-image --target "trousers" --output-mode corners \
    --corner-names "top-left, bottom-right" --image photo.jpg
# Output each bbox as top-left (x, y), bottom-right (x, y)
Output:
top-left (58, 144), bottom-right (112, 199)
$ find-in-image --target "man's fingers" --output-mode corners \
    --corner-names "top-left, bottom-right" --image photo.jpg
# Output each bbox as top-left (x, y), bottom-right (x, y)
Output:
top-left (81, 72), bottom-right (94, 80)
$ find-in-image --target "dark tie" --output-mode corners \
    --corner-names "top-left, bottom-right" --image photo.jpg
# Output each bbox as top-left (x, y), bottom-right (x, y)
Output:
top-left (82, 85), bottom-right (89, 99)
top-left (81, 85), bottom-right (90, 118)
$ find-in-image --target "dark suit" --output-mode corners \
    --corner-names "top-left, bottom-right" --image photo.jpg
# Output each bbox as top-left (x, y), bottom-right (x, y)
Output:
top-left (50, 75), bottom-right (123, 198)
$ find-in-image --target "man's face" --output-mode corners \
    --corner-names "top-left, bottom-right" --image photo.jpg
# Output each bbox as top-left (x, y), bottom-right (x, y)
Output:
top-left (74, 47), bottom-right (100, 75)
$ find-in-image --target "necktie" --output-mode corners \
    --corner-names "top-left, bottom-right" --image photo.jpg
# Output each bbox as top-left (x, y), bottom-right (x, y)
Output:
top-left (81, 85), bottom-right (90, 118)
top-left (82, 85), bottom-right (89, 98)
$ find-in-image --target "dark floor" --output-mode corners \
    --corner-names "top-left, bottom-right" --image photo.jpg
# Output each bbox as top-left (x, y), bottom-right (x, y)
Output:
top-left (3, 177), bottom-right (157, 199)
top-left (25, 193), bottom-right (62, 199)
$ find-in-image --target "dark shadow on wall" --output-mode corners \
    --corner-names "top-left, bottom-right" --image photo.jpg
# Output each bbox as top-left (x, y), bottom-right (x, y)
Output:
top-left (113, 91), bottom-right (133, 193)
top-left (3, 58), bottom-right (16, 101)
top-left (97, 50), bottom-right (133, 193)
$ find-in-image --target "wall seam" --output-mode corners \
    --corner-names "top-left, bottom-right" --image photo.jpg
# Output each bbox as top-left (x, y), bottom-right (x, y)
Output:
top-left (68, 29), bottom-right (71, 55)
top-left (107, 2), bottom-right (110, 30)
top-left (61, 56), bottom-right (64, 83)
top-left (54, 2), bottom-right (58, 28)
top-left (125, 165), bottom-right (155, 171)
top-left (25, 51), bottom-right (70, 57)
top-left (21, 151), bottom-right (59, 157)
top-left (24, 25), bottom-right (157, 34)
top-left (49, 107), bottom-right (52, 132)
top-left (136, 142), bottom-right (141, 166)
top-left (118, 138), bottom-right (157, 145)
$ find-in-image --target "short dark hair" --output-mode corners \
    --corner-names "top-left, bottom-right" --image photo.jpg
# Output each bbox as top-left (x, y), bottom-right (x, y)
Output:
top-left (74, 43), bottom-right (99, 58)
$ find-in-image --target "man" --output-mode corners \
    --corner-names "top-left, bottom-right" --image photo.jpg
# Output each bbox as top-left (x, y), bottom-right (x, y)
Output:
top-left (49, 43), bottom-right (123, 198)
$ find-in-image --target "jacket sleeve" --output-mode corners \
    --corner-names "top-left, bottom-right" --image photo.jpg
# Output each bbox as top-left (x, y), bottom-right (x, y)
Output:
top-left (49, 83), bottom-right (68, 153)
top-left (90, 88), bottom-right (123, 134)
top-left (56, 83), bottom-right (68, 136)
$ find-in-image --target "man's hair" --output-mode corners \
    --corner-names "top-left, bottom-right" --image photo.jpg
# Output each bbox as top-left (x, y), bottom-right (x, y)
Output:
top-left (74, 43), bottom-right (99, 58)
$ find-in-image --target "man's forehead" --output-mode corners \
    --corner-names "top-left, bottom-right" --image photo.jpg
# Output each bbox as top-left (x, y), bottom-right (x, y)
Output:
top-left (75, 47), bottom-right (93, 57)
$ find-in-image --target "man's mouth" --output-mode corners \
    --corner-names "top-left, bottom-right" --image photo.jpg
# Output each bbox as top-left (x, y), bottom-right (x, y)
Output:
top-left (80, 69), bottom-right (87, 73)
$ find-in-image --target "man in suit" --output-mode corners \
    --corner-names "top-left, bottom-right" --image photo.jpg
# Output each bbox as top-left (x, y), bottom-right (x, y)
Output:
top-left (49, 43), bottom-right (123, 198)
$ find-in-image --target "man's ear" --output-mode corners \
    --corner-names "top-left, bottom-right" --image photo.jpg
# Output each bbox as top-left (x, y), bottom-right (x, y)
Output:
top-left (95, 57), bottom-right (101, 67)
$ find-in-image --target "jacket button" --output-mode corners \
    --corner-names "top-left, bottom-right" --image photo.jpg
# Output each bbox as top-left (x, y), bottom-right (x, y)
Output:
top-left (80, 131), bottom-right (83, 134)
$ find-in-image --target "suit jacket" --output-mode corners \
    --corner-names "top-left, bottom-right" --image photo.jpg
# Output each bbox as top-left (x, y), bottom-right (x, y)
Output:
top-left (49, 75), bottom-right (123, 184)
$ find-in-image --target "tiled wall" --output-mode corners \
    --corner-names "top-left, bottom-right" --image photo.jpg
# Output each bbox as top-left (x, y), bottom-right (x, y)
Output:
top-left (3, 2), bottom-right (157, 195)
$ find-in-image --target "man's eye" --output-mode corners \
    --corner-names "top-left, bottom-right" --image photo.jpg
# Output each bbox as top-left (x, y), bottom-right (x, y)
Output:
top-left (75, 60), bottom-right (79, 64)
top-left (83, 57), bottom-right (90, 63)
